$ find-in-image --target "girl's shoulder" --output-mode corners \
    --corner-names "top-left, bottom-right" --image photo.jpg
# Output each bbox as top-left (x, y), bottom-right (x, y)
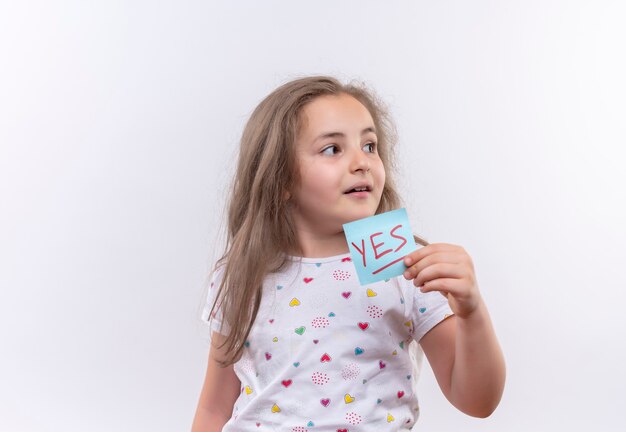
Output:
top-left (209, 261), bottom-right (227, 286)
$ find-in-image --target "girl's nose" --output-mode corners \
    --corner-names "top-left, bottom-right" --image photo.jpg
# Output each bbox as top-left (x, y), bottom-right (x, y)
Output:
top-left (351, 149), bottom-right (371, 173)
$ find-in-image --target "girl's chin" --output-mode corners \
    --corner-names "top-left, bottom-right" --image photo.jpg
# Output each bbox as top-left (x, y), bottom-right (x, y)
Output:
top-left (343, 209), bottom-right (377, 223)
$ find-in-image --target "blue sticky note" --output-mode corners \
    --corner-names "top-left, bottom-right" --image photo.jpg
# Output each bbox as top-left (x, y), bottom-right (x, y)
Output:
top-left (342, 208), bottom-right (417, 286)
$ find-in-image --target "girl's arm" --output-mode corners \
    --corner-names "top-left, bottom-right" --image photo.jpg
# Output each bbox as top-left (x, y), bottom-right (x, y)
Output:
top-left (191, 332), bottom-right (241, 432)
top-left (404, 243), bottom-right (506, 417)
top-left (419, 302), bottom-right (505, 417)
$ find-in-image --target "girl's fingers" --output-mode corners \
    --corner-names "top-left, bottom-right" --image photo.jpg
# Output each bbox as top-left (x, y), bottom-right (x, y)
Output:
top-left (421, 278), bottom-right (482, 318)
top-left (419, 277), bottom-right (463, 295)
top-left (403, 243), bottom-right (461, 267)
top-left (403, 252), bottom-right (462, 279)
top-left (412, 262), bottom-right (465, 288)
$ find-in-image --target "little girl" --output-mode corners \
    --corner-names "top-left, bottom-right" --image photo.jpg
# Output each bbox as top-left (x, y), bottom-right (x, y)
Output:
top-left (192, 76), bottom-right (505, 431)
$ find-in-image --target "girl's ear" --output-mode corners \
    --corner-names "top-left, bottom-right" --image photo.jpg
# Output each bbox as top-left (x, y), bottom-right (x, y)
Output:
top-left (283, 190), bottom-right (291, 201)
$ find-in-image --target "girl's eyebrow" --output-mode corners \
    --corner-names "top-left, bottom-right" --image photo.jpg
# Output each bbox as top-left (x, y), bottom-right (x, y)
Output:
top-left (314, 126), bottom-right (377, 143)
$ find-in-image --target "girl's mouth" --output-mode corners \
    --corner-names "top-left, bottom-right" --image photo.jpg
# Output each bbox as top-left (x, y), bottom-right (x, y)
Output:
top-left (344, 185), bottom-right (371, 194)
top-left (345, 188), bottom-right (370, 198)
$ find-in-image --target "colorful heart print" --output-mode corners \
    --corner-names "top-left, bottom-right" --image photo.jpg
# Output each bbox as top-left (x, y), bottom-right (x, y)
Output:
top-left (312, 317), bottom-right (330, 328)
top-left (367, 305), bottom-right (383, 318)
top-left (311, 371), bottom-right (330, 385)
top-left (289, 298), bottom-right (301, 307)
top-left (341, 362), bottom-right (360, 380)
top-left (332, 269), bottom-right (351, 281)
top-left (346, 411), bottom-right (362, 425)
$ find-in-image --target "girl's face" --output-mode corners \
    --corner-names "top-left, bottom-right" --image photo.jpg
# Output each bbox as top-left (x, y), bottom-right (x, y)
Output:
top-left (291, 93), bottom-right (386, 236)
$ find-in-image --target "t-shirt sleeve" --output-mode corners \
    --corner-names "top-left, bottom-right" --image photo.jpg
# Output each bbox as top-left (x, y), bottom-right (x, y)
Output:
top-left (402, 276), bottom-right (455, 343)
top-left (200, 265), bottom-right (231, 336)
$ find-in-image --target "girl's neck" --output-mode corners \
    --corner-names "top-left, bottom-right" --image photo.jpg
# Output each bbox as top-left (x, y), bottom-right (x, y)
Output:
top-left (291, 230), bottom-right (350, 259)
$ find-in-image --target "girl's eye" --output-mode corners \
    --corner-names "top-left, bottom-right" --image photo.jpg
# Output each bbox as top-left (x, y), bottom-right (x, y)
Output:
top-left (321, 145), bottom-right (339, 155)
top-left (364, 142), bottom-right (377, 153)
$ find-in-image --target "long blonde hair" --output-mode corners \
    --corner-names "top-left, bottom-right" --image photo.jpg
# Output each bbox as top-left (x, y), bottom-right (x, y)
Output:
top-left (209, 75), bottom-right (428, 366)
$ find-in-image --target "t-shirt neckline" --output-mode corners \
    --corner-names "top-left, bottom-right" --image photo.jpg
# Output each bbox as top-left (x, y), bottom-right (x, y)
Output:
top-left (286, 251), bottom-right (351, 263)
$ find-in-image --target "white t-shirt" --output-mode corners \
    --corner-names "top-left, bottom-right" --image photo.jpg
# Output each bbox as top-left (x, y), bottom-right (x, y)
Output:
top-left (201, 251), bottom-right (454, 431)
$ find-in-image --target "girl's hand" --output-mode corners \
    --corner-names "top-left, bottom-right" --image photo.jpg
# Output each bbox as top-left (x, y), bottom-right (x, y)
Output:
top-left (403, 243), bottom-right (481, 319)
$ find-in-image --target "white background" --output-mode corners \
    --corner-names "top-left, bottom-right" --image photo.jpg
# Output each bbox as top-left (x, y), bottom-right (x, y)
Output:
top-left (1, 1), bottom-right (625, 431)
